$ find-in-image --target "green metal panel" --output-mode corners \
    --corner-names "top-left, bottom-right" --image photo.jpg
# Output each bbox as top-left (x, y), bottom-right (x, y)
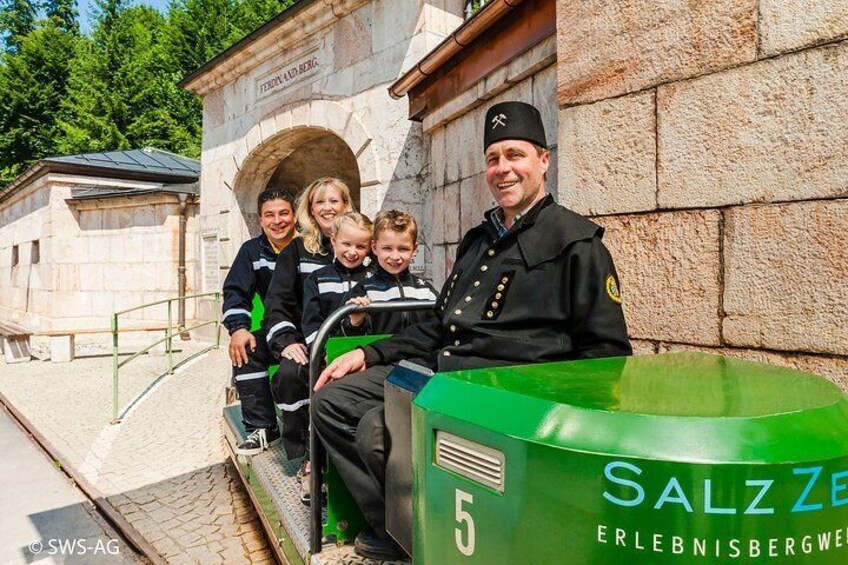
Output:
top-left (250, 294), bottom-right (264, 332)
top-left (250, 295), bottom-right (277, 378)
top-left (413, 352), bottom-right (848, 564)
top-left (325, 335), bottom-right (391, 363)
top-left (249, 294), bottom-right (393, 544)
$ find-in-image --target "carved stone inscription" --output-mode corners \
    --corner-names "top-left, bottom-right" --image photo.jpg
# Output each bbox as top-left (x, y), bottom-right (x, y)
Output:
top-left (257, 49), bottom-right (322, 98)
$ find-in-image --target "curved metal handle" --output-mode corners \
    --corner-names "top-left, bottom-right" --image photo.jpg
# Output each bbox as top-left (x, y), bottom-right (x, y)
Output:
top-left (308, 300), bottom-right (437, 553)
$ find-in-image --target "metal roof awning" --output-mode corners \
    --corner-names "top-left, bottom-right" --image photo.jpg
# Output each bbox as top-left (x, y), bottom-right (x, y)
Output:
top-left (66, 182), bottom-right (200, 202)
top-left (1, 148), bottom-right (200, 205)
top-left (43, 148), bottom-right (200, 180)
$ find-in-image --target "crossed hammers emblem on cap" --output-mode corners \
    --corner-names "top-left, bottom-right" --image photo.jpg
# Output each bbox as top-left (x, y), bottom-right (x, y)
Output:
top-left (491, 113), bottom-right (507, 129)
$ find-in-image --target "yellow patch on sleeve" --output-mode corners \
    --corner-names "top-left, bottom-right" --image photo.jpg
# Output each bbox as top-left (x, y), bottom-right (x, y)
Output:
top-left (605, 275), bottom-right (622, 304)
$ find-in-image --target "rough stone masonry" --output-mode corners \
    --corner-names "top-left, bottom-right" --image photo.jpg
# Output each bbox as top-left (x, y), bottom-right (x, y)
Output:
top-left (555, 0), bottom-right (848, 386)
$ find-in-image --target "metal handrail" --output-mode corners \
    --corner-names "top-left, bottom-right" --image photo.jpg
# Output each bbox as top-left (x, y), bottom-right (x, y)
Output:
top-left (308, 300), bottom-right (437, 553)
top-left (111, 292), bottom-right (221, 422)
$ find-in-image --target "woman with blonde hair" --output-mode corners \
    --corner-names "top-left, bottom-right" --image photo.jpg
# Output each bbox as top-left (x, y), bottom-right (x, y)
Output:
top-left (259, 177), bottom-right (355, 463)
top-left (295, 177), bottom-right (353, 256)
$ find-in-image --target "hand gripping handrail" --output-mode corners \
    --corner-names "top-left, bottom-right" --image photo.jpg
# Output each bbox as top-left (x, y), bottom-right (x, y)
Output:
top-left (308, 300), bottom-right (437, 553)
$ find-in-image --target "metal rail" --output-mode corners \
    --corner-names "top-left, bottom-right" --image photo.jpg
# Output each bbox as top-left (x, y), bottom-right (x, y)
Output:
top-left (0, 391), bottom-right (167, 565)
top-left (307, 300), bottom-right (436, 553)
top-left (111, 292), bottom-right (221, 422)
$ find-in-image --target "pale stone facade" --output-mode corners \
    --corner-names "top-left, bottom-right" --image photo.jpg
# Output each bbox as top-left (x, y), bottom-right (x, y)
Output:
top-left (187, 0), bottom-right (846, 385)
top-left (185, 0), bottom-right (466, 322)
top-left (555, 0), bottom-right (848, 385)
top-left (0, 173), bottom-right (199, 335)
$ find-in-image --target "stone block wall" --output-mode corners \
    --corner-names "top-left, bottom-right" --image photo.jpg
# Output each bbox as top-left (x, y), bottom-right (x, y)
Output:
top-left (0, 176), bottom-right (51, 328)
top-left (194, 0), bottom-right (465, 290)
top-left (556, 0), bottom-right (848, 386)
top-left (0, 174), bottom-right (201, 334)
top-left (425, 36), bottom-right (558, 287)
top-left (70, 195), bottom-right (201, 329)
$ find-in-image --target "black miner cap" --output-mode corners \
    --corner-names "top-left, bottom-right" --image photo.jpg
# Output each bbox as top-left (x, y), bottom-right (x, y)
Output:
top-left (483, 101), bottom-right (547, 152)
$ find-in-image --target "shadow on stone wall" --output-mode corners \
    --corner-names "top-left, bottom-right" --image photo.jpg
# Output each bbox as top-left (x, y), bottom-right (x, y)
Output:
top-left (233, 128), bottom-right (362, 239)
top-left (379, 123), bottom-right (432, 277)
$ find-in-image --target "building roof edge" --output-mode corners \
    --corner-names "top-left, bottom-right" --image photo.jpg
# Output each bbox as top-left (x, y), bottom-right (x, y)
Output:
top-left (388, 0), bottom-right (525, 101)
top-left (178, 0), bottom-right (321, 93)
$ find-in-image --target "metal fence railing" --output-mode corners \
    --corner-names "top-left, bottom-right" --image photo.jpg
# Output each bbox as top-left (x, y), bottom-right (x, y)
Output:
top-left (111, 292), bottom-right (221, 423)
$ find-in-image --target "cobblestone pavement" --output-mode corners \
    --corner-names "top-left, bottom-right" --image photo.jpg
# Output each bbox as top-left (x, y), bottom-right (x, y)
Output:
top-left (0, 343), bottom-right (274, 564)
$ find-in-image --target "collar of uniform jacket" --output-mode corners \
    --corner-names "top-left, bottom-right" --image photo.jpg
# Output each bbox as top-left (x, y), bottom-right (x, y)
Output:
top-left (369, 261), bottom-right (411, 281)
top-left (485, 194), bottom-right (604, 268)
top-left (259, 232), bottom-right (275, 254)
top-left (490, 199), bottom-right (539, 237)
top-left (486, 194), bottom-right (551, 238)
top-left (331, 257), bottom-right (369, 276)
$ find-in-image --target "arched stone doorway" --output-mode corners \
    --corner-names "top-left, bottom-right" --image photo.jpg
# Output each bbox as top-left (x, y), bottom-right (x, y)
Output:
top-left (231, 100), bottom-right (379, 237)
top-left (234, 128), bottom-right (361, 234)
top-left (266, 132), bottom-right (360, 198)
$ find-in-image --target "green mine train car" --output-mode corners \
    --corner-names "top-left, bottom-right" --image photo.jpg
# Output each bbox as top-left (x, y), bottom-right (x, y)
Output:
top-left (223, 298), bottom-right (848, 564)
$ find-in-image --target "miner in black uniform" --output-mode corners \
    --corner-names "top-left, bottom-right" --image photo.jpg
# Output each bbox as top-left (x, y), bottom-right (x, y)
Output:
top-left (222, 188), bottom-right (296, 455)
top-left (313, 101), bottom-right (632, 560)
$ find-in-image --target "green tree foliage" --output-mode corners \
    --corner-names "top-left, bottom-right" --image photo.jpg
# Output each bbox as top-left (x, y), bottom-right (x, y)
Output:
top-left (157, 0), bottom-right (237, 158)
top-left (0, 0), bottom-right (37, 53)
top-left (60, 0), bottom-right (199, 156)
top-left (158, 0), bottom-right (294, 158)
top-left (229, 0), bottom-right (293, 46)
top-left (44, 0), bottom-right (79, 34)
top-left (0, 0), bottom-right (298, 186)
top-left (466, 1), bottom-right (488, 18)
top-left (164, 0), bottom-right (239, 74)
top-left (0, 22), bottom-right (77, 184)
top-left (162, 0), bottom-right (294, 75)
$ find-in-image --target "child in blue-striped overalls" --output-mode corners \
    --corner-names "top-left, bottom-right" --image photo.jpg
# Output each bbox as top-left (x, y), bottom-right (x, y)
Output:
top-left (291, 212), bottom-right (373, 502)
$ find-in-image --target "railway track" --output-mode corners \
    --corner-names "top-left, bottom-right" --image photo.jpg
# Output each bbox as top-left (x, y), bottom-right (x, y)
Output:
top-left (0, 390), bottom-right (166, 565)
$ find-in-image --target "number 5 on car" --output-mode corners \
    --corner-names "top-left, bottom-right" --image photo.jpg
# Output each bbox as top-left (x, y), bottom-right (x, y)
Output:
top-left (455, 489), bottom-right (475, 556)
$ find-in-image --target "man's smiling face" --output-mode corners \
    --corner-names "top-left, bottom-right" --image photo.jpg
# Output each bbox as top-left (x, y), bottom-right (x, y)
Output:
top-left (484, 139), bottom-right (549, 218)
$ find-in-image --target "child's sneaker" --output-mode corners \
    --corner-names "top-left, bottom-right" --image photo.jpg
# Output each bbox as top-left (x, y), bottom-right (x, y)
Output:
top-left (297, 460), bottom-right (327, 505)
top-left (236, 428), bottom-right (280, 456)
top-left (300, 475), bottom-right (312, 504)
top-left (297, 460), bottom-right (312, 504)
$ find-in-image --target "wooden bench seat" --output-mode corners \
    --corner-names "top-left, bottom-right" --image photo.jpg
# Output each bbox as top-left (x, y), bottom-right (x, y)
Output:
top-left (34, 326), bottom-right (171, 363)
top-left (0, 323), bottom-right (175, 364)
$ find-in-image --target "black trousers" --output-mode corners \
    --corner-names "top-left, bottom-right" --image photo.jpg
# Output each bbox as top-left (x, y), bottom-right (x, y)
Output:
top-left (312, 365), bottom-right (393, 534)
top-left (271, 357), bottom-right (311, 459)
top-left (232, 329), bottom-right (277, 432)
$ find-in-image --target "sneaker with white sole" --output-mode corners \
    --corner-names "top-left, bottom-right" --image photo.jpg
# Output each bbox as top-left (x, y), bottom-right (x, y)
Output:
top-left (297, 460), bottom-right (312, 504)
top-left (299, 471), bottom-right (312, 505)
top-left (297, 460), bottom-right (327, 506)
top-left (236, 427), bottom-right (281, 456)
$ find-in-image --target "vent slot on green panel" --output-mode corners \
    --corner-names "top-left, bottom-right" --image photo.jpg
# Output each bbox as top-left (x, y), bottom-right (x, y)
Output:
top-left (435, 431), bottom-right (505, 492)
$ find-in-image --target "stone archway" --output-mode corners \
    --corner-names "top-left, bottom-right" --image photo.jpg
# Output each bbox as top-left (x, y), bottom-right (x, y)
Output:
top-left (232, 100), bottom-right (380, 233)
top-left (265, 132), bottom-right (360, 197)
